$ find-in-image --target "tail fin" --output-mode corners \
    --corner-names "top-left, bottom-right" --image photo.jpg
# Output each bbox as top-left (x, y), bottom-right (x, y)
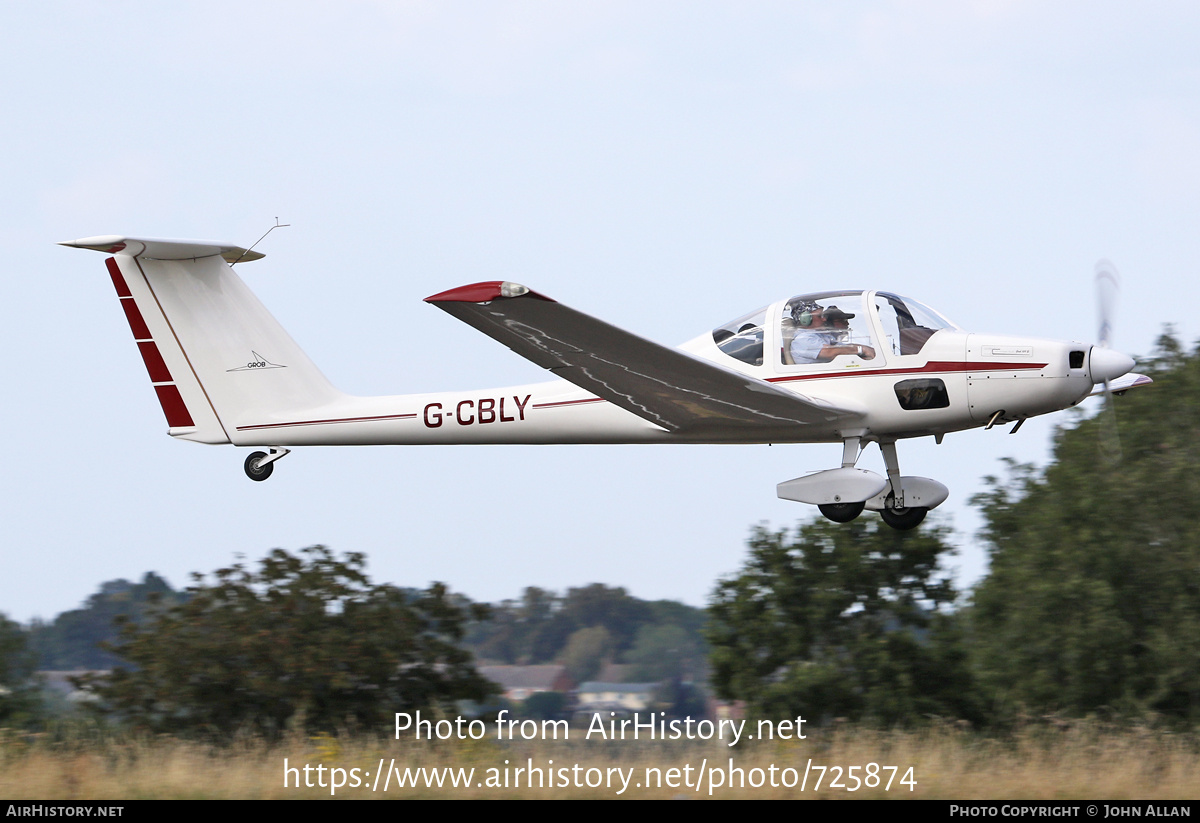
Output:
top-left (62, 236), bottom-right (344, 444)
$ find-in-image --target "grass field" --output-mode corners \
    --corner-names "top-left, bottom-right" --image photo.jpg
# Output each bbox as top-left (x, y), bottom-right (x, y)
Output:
top-left (1, 722), bottom-right (1197, 799)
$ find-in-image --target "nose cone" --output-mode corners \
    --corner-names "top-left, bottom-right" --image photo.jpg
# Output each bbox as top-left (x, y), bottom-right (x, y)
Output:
top-left (1090, 346), bottom-right (1135, 384)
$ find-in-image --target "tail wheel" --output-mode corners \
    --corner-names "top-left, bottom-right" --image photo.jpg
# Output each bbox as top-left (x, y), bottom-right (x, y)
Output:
top-left (880, 506), bottom-right (928, 530)
top-left (244, 451), bottom-right (273, 482)
top-left (818, 501), bottom-right (865, 523)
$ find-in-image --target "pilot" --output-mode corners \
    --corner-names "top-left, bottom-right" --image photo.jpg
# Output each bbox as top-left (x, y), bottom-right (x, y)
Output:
top-left (789, 304), bottom-right (876, 364)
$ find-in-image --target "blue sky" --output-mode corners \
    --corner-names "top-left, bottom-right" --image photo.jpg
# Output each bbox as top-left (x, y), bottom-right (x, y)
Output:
top-left (4, 1), bottom-right (1199, 622)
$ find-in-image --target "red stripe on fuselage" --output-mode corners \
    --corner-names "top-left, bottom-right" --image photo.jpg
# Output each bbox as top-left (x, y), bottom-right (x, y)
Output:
top-left (531, 398), bottom-right (605, 409)
top-left (236, 412), bottom-right (419, 431)
top-left (232, 361), bottom-right (1047, 432)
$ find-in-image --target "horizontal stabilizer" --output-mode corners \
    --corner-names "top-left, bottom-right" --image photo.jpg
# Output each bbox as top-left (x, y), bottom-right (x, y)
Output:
top-left (59, 235), bottom-right (264, 264)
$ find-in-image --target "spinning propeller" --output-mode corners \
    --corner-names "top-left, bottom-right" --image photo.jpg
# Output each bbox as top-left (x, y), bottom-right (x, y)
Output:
top-left (1093, 260), bottom-right (1133, 462)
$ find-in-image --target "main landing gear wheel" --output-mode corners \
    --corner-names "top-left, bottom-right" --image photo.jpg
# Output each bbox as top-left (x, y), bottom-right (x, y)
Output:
top-left (880, 506), bottom-right (928, 531)
top-left (244, 451), bottom-right (273, 482)
top-left (818, 501), bottom-right (865, 523)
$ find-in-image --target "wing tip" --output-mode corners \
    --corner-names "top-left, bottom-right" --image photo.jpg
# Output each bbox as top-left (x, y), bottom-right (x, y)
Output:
top-left (425, 281), bottom-right (553, 304)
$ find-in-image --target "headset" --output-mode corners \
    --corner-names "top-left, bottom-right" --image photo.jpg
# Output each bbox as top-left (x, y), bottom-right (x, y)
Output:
top-left (791, 300), bottom-right (821, 327)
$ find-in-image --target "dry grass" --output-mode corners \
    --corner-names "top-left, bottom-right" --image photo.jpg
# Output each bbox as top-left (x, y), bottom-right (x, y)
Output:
top-left (1, 723), bottom-right (1197, 799)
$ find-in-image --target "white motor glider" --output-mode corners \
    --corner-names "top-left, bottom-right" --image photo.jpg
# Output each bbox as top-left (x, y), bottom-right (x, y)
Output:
top-left (61, 236), bottom-right (1151, 529)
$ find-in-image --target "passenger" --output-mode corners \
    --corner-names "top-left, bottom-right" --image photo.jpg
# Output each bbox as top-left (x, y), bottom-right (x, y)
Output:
top-left (789, 305), bottom-right (875, 363)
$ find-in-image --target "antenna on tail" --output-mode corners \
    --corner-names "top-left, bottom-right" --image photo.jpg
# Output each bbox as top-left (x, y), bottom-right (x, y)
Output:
top-left (230, 217), bottom-right (290, 266)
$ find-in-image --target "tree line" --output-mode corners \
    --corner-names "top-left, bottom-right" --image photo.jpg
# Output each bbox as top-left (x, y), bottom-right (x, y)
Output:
top-left (5, 556), bottom-right (709, 735)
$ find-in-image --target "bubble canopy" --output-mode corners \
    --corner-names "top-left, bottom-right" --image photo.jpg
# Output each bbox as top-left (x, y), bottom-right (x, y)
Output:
top-left (711, 291), bottom-right (960, 367)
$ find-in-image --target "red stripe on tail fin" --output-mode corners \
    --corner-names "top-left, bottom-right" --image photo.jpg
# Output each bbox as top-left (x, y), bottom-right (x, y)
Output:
top-left (105, 256), bottom-right (132, 298)
top-left (118, 297), bottom-right (152, 340)
top-left (153, 384), bottom-right (195, 428)
top-left (136, 341), bottom-right (173, 384)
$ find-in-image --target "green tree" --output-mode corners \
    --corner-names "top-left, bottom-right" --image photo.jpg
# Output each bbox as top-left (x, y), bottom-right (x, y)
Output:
top-left (970, 335), bottom-right (1200, 721)
top-left (708, 518), bottom-right (976, 724)
top-left (0, 613), bottom-right (40, 726)
top-left (529, 584), bottom-right (652, 664)
top-left (556, 584), bottom-right (652, 653)
top-left (467, 586), bottom-right (558, 664)
top-left (466, 583), bottom-right (659, 666)
top-left (521, 690), bottom-right (568, 721)
top-left (627, 624), bottom-right (705, 683)
top-left (28, 573), bottom-right (180, 670)
top-left (560, 625), bottom-right (614, 683)
top-left (88, 546), bottom-right (493, 736)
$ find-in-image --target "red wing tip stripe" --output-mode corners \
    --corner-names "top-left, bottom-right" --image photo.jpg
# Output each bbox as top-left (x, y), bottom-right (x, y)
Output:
top-left (237, 413), bottom-right (419, 431)
top-left (424, 281), bottom-right (555, 303)
top-left (531, 398), bottom-right (605, 409)
top-left (425, 281), bottom-right (506, 303)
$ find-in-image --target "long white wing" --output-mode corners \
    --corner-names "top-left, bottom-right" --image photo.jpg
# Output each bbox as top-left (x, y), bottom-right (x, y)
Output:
top-left (426, 282), bottom-right (865, 434)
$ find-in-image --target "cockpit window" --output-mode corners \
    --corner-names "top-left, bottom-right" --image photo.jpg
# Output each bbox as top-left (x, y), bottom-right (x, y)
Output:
top-left (874, 293), bottom-right (958, 357)
top-left (780, 292), bottom-right (878, 366)
top-left (712, 307), bottom-right (766, 366)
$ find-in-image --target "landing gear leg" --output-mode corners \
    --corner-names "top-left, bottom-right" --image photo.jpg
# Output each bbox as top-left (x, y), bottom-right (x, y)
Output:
top-left (244, 447), bottom-right (290, 482)
top-left (878, 441), bottom-right (928, 530)
top-left (841, 436), bottom-right (861, 468)
top-left (879, 441), bottom-right (903, 507)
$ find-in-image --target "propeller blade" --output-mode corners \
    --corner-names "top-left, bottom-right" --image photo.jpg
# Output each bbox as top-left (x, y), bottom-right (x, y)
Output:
top-left (1094, 259), bottom-right (1123, 463)
top-left (1099, 378), bottom-right (1123, 464)
top-left (1095, 259), bottom-right (1120, 349)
